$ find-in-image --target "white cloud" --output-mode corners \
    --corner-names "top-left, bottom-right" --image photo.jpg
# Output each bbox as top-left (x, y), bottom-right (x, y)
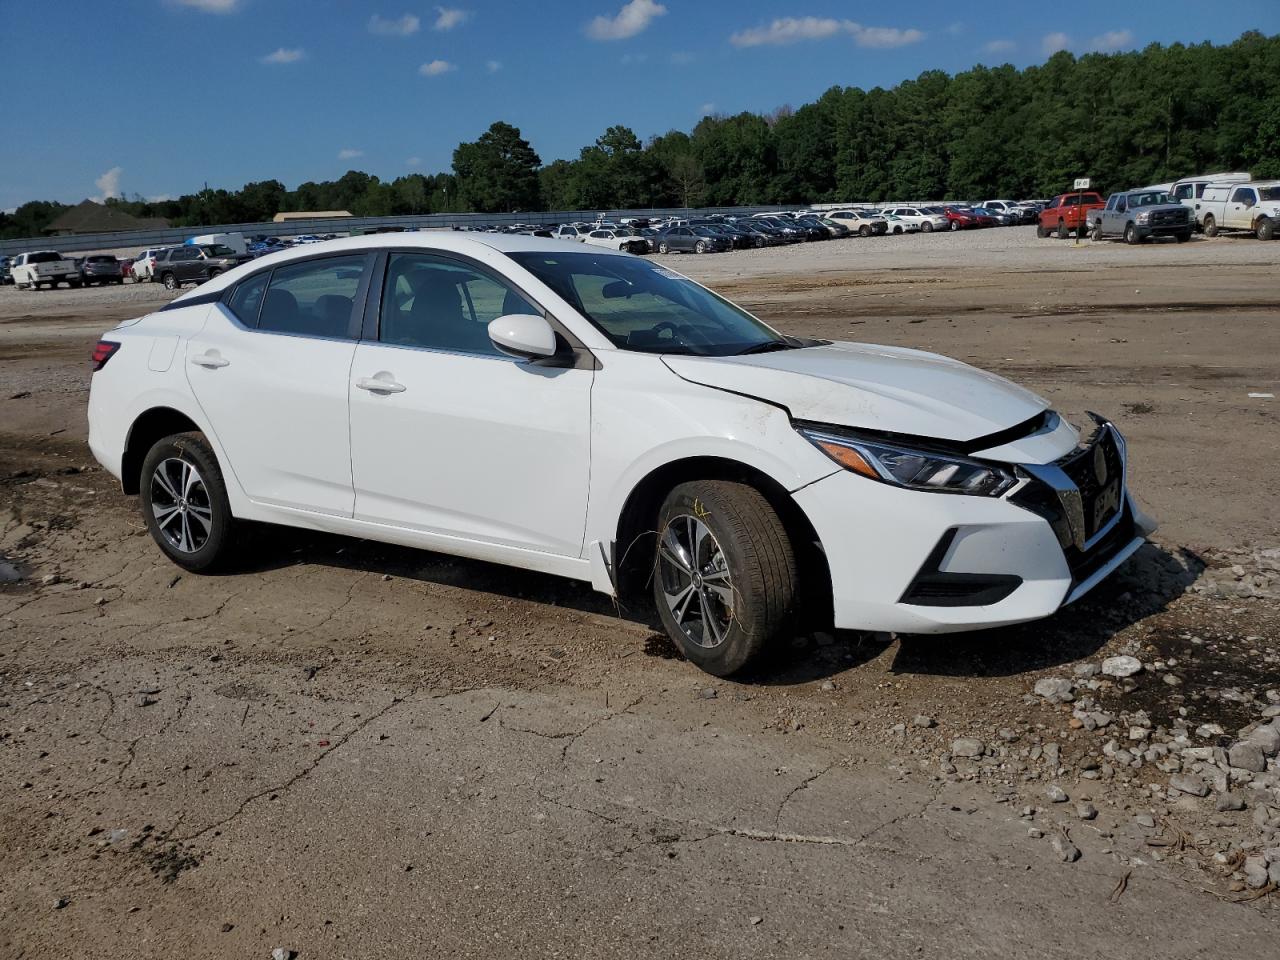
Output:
top-left (406, 157), bottom-right (423, 166)
top-left (1090, 29), bottom-right (1133, 53)
top-left (982, 39), bottom-right (1016, 54)
top-left (1042, 32), bottom-right (1071, 55)
top-left (338, 148), bottom-right (364, 160)
top-left (669, 50), bottom-right (695, 64)
top-left (586, 0), bottom-right (666, 41)
top-left (945, 22), bottom-right (965, 36)
top-left (485, 59), bottom-right (502, 73)
top-left (620, 52), bottom-right (648, 64)
top-left (729, 18), bottom-right (923, 49)
top-left (699, 102), bottom-right (716, 116)
top-left (433, 6), bottom-right (469, 31)
top-left (419, 59), bottom-right (456, 76)
top-left (170, 0), bottom-right (240, 13)
top-left (856, 26), bottom-right (924, 48)
top-left (260, 47), bottom-right (304, 64)
top-left (368, 13), bottom-right (420, 36)
top-left (94, 166), bottom-right (123, 200)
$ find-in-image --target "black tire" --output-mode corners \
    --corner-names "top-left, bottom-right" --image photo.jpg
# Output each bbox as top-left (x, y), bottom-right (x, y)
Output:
top-left (1176, 230), bottom-right (1191, 243)
top-left (658, 242), bottom-right (670, 254)
top-left (1257, 218), bottom-right (1274, 241)
top-left (949, 220), bottom-right (960, 231)
top-left (208, 268), bottom-right (222, 279)
top-left (859, 225), bottom-right (871, 237)
top-left (1036, 223), bottom-right (1049, 238)
top-left (1056, 219), bottom-right (1068, 239)
top-left (139, 431), bottom-right (238, 573)
top-left (652, 480), bottom-right (796, 677)
top-left (1203, 215), bottom-right (1218, 238)
top-left (695, 240), bottom-right (707, 254)
top-left (1124, 223), bottom-right (1139, 245)
top-left (1091, 224), bottom-right (1103, 241)
top-left (162, 272), bottom-right (178, 290)
top-left (921, 220), bottom-right (933, 233)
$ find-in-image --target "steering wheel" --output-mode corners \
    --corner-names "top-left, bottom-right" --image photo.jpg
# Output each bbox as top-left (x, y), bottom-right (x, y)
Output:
top-left (651, 320), bottom-right (681, 340)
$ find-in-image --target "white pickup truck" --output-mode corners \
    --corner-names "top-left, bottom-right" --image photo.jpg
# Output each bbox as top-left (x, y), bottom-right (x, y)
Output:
top-left (9, 250), bottom-right (81, 289)
top-left (1195, 181), bottom-right (1280, 240)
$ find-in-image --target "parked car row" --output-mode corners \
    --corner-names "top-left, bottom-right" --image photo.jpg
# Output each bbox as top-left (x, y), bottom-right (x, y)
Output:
top-left (5, 243), bottom-right (255, 290)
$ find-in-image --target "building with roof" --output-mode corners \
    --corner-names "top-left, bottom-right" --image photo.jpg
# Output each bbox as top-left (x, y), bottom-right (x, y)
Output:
top-left (272, 211), bottom-right (353, 222)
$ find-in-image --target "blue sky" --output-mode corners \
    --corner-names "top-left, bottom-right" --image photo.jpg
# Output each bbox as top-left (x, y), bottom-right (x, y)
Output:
top-left (2, 0), bottom-right (1277, 209)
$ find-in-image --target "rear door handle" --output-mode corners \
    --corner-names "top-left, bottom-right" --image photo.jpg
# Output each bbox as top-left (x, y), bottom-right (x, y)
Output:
top-left (355, 376), bottom-right (406, 394)
top-left (191, 352), bottom-right (229, 369)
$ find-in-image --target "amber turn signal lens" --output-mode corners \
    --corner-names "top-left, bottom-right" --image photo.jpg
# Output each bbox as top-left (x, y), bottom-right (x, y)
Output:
top-left (815, 440), bottom-right (879, 479)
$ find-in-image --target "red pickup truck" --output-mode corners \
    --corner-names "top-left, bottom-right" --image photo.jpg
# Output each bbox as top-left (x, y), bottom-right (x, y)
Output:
top-left (1038, 192), bottom-right (1105, 238)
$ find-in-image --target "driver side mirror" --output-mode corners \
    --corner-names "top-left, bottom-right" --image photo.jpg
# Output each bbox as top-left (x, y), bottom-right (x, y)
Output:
top-left (488, 314), bottom-right (557, 361)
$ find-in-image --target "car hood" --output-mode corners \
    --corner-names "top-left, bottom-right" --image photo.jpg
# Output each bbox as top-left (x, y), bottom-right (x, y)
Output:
top-left (662, 342), bottom-right (1048, 443)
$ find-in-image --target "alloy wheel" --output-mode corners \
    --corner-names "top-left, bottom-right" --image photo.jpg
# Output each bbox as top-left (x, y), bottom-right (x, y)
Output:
top-left (149, 457), bottom-right (213, 554)
top-left (657, 514), bottom-right (734, 649)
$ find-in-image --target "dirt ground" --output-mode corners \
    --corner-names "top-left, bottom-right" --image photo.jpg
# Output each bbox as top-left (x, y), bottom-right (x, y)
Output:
top-left (2, 228), bottom-right (1279, 959)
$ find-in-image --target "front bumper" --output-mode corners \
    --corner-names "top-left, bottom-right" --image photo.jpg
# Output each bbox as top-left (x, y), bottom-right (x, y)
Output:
top-left (793, 424), bottom-right (1153, 634)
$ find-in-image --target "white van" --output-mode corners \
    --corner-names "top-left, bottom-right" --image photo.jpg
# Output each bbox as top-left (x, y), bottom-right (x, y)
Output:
top-left (186, 232), bottom-right (247, 255)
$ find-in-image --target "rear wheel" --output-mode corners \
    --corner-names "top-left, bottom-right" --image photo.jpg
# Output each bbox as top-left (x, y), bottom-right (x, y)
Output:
top-left (921, 221), bottom-right (933, 233)
top-left (162, 272), bottom-right (178, 290)
top-left (1056, 219), bottom-right (1069, 239)
top-left (658, 242), bottom-right (670, 254)
top-left (695, 240), bottom-right (707, 254)
top-left (653, 480), bottom-right (796, 677)
top-left (1203, 215), bottom-right (1218, 238)
top-left (1036, 223), bottom-right (1049, 238)
top-left (139, 432), bottom-right (238, 573)
top-left (859, 225), bottom-right (871, 237)
top-left (949, 220), bottom-right (960, 231)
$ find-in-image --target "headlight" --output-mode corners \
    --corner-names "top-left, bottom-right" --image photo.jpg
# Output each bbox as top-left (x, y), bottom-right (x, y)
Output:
top-left (798, 427), bottom-right (1017, 497)
top-left (1136, 212), bottom-right (1150, 223)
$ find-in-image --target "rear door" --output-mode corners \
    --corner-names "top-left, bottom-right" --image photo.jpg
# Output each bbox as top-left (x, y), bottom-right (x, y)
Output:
top-left (348, 250), bottom-right (593, 557)
top-left (185, 253), bottom-right (373, 516)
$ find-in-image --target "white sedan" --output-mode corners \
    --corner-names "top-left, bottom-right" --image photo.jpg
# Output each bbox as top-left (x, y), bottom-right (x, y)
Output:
top-left (881, 207), bottom-right (950, 233)
top-left (86, 234), bottom-right (1152, 676)
top-left (581, 228), bottom-right (649, 255)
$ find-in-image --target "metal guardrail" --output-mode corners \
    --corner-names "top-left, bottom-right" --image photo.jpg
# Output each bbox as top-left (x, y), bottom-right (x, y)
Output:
top-left (0, 205), bottom-right (820, 257)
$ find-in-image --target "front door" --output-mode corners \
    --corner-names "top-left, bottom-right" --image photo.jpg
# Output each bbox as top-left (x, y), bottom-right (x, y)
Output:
top-left (185, 253), bottom-right (371, 516)
top-left (1228, 187), bottom-right (1257, 229)
top-left (348, 251), bottom-right (593, 558)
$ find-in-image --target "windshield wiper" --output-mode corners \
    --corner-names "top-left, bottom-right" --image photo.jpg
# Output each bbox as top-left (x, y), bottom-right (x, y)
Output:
top-left (735, 339), bottom-right (794, 356)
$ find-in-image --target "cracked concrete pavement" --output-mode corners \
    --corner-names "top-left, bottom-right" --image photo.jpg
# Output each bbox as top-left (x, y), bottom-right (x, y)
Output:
top-left (3, 237), bottom-right (1279, 957)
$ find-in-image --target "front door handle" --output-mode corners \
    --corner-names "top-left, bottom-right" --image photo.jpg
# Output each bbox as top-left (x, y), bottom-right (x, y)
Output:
top-left (355, 376), bottom-right (406, 394)
top-left (191, 352), bottom-right (229, 369)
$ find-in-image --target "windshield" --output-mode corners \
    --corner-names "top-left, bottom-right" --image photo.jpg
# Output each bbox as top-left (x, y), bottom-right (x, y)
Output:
top-left (1129, 191), bottom-right (1171, 207)
top-left (507, 251), bottom-right (787, 356)
top-left (200, 244), bottom-right (236, 257)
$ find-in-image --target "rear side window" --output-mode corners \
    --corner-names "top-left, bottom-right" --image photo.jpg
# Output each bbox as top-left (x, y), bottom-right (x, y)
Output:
top-left (258, 256), bottom-right (365, 338)
top-left (379, 253), bottom-right (539, 357)
top-left (1230, 187), bottom-right (1256, 203)
top-left (227, 272), bottom-right (269, 326)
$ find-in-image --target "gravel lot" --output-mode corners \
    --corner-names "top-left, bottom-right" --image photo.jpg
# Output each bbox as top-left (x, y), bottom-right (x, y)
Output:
top-left (2, 228), bottom-right (1279, 958)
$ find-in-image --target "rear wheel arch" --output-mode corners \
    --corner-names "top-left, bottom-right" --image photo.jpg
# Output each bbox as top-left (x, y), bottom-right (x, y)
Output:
top-left (612, 456), bottom-right (832, 627)
top-left (121, 407), bottom-right (204, 495)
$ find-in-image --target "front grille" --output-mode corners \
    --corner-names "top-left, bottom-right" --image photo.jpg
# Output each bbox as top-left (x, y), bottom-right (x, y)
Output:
top-left (1150, 209), bottom-right (1188, 227)
top-left (1058, 428), bottom-right (1124, 542)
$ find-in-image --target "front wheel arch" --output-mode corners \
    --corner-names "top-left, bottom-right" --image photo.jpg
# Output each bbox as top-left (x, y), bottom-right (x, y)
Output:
top-left (612, 455), bottom-right (832, 629)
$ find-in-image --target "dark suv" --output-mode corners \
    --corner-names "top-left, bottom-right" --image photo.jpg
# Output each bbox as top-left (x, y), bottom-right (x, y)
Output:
top-left (155, 244), bottom-right (252, 290)
top-left (78, 255), bottom-right (124, 286)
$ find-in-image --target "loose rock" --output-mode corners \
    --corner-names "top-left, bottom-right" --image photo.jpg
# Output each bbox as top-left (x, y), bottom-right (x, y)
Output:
top-left (1051, 834), bottom-right (1081, 862)
top-left (1102, 656), bottom-right (1142, 678)
top-left (951, 738), bottom-right (984, 758)
top-left (1045, 785), bottom-right (1069, 803)
top-left (1169, 774), bottom-right (1210, 798)
top-left (1228, 741), bottom-right (1266, 772)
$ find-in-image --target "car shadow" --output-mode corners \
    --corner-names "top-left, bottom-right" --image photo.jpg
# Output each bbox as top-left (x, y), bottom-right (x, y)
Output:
top-left (885, 541), bottom-right (1205, 679)
top-left (234, 527), bottom-right (1203, 686)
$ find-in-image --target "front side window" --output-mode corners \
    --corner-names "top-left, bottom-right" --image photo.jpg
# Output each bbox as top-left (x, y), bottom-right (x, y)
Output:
top-left (1172, 184), bottom-right (1192, 200)
top-left (258, 255), bottom-right (365, 338)
top-left (508, 251), bottom-right (785, 357)
top-left (379, 253), bottom-right (539, 357)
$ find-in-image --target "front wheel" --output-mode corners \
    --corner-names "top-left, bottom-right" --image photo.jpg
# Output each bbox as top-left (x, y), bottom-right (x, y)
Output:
top-left (1203, 215), bottom-right (1218, 238)
top-left (1124, 223), bottom-right (1139, 245)
top-left (695, 240), bottom-right (707, 254)
top-left (653, 480), bottom-right (796, 677)
top-left (139, 432), bottom-right (238, 573)
top-left (1257, 218), bottom-right (1274, 241)
top-left (1176, 230), bottom-right (1191, 243)
top-left (1091, 224), bottom-right (1103, 242)
top-left (162, 272), bottom-right (178, 290)
top-left (658, 242), bottom-right (670, 254)
top-left (949, 220), bottom-right (960, 231)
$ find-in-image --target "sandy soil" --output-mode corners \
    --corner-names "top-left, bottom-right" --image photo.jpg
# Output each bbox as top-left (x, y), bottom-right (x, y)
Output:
top-left (2, 228), bottom-right (1278, 958)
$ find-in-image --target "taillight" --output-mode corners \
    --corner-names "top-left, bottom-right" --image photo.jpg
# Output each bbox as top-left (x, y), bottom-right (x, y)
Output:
top-left (92, 340), bottom-right (120, 371)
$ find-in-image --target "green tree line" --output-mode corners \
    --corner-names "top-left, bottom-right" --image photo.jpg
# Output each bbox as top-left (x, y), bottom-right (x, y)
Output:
top-left (4, 32), bottom-right (1278, 239)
